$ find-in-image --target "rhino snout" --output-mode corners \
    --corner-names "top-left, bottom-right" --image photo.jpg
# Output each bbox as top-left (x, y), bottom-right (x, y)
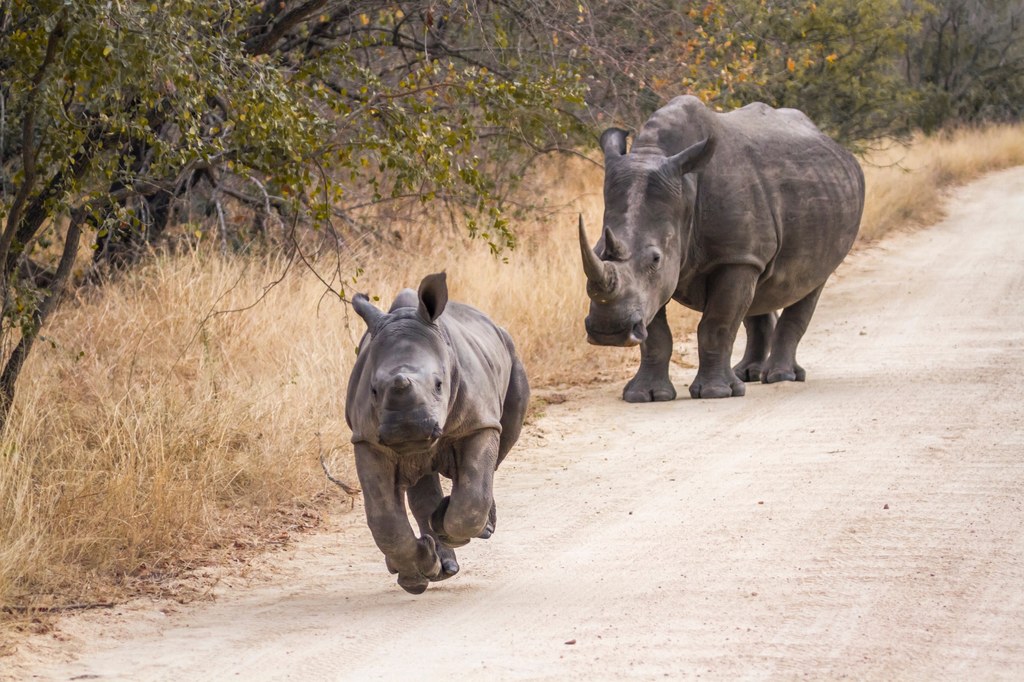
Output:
top-left (377, 373), bottom-right (428, 412)
top-left (585, 313), bottom-right (647, 347)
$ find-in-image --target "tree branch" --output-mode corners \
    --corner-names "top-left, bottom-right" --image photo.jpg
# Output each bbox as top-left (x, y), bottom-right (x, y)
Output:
top-left (244, 0), bottom-right (328, 55)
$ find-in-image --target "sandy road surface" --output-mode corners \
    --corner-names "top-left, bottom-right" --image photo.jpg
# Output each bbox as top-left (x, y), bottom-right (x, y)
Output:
top-left (8, 167), bottom-right (1024, 680)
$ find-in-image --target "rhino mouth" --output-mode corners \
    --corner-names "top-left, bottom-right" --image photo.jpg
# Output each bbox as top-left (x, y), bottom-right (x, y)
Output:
top-left (378, 411), bottom-right (443, 450)
top-left (585, 317), bottom-right (648, 347)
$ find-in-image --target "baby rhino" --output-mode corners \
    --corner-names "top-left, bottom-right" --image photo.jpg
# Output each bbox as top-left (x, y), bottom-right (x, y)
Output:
top-left (346, 273), bottom-right (529, 593)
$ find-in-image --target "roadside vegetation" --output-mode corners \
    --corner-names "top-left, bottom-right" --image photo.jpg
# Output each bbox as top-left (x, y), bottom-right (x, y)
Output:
top-left (3, 0), bottom-right (1024, 633)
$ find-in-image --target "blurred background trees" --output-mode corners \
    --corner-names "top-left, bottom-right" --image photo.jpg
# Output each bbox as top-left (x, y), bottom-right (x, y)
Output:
top-left (905, 0), bottom-right (1024, 130)
top-left (1, 0), bottom-right (1022, 425)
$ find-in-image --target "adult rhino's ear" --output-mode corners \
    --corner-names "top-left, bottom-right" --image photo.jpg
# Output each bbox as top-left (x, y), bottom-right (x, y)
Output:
top-left (667, 134), bottom-right (717, 176)
top-left (417, 272), bottom-right (448, 324)
top-left (600, 128), bottom-right (629, 158)
top-left (352, 293), bottom-right (385, 330)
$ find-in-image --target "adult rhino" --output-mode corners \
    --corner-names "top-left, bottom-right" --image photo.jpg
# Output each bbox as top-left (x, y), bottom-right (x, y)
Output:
top-left (580, 95), bottom-right (864, 401)
top-left (346, 273), bottom-right (529, 593)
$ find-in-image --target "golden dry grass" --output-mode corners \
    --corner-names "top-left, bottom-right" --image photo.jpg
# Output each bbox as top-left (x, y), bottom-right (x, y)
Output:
top-left (2, 123), bottom-right (1023, 624)
top-left (859, 124), bottom-right (1024, 242)
top-left (0, 256), bottom-right (355, 615)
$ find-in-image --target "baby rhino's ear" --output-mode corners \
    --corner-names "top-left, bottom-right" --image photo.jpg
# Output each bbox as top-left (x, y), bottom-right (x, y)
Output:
top-left (417, 272), bottom-right (448, 324)
top-left (352, 293), bottom-right (385, 330)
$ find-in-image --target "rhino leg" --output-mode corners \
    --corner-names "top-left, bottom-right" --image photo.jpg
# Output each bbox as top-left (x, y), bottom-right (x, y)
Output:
top-left (354, 443), bottom-right (441, 594)
top-left (430, 429), bottom-right (499, 548)
top-left (763, 283), bottom-right (824, 383)
top-left (407, 474), bottom-right (460, 580)
top-left (690, 266), bottom-right (759, 399)
top-left (623, 306), bottom-right (677, 402)
top-left (733, 312), bottom-right (777, 381)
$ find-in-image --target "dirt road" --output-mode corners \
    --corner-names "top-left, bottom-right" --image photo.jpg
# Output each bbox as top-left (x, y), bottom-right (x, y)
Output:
top-left (10, 167), bottom-right (1024, 680)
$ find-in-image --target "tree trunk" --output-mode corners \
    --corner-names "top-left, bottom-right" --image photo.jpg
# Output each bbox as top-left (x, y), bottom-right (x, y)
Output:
top-left (0, 212), bottom-right (83, 430)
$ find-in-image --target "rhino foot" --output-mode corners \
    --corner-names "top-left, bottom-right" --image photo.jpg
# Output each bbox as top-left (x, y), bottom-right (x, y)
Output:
top-left (689, 376), bottom-right (745, 399)
top-left (733, 361), bottom-right (763, 383)
top-left (398, 575), bottom-right (430, 594)
top-left (623, 376), bottom-right (677, 403)
top-left (762, 362), bottom-right (806, 384)
top-left (386, 535), bottom-right (443, 593)
top-left (431, 545), bottom-right (460, 581)
top-left (429, 497), bottom-right (470, 549)
top-left (476, 501), bottom-right (497, 540)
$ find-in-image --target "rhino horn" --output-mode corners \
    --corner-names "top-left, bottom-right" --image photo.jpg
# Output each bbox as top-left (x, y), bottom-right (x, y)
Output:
top-left (578, 215), bottom-right (612, 290)
top-left (352, 293), bottom-right (385, 330)
top-left (600, 127), bottom-right (629, 158)
top-left (602, 224), bottom-right (630, 261)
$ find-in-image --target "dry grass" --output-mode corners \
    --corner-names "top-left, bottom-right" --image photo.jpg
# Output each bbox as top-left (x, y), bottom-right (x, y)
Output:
top-left (2, 123), bottom-right (1023, 626)
top-left (859, 124), bottom-right (1024, 242)
top-left (0, 256), bottom-right (355, 615)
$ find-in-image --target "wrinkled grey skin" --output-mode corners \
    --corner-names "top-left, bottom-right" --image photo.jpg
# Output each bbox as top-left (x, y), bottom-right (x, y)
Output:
top-left (346, 273), bottom-right (529, 594)
top-left (580, 95), bottom-right (865, 401)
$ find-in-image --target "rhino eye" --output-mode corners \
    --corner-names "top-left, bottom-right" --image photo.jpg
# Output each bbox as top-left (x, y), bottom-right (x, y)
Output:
top-left (434, 379), bottom-right (443, 394)
top-left (371, 387), bottom-right (378, 399)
